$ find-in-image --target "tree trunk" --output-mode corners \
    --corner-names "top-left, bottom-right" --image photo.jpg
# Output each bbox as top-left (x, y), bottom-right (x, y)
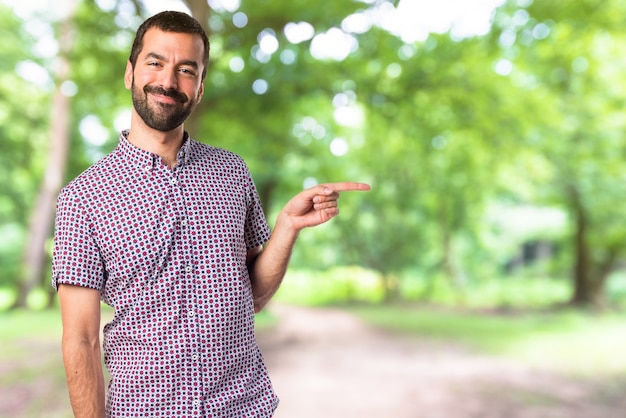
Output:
top-left (568, 187), bottom-right (605, 307)
top-left (440, 228), bottom-right (466, 290)
top-left (418, 217), bottom-right (465, 303)
top-left (381, 273), bottom-right (401, 303)
top-left (13, 4), bottom-right (77, 308)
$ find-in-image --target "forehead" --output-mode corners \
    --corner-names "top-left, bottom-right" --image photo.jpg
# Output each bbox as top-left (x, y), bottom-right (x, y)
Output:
top-left (139, 27), bottom-right (205, 62)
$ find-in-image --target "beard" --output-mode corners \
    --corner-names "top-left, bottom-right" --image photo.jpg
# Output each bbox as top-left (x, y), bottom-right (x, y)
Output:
top-left (131, 79), bottom-right (197, 132)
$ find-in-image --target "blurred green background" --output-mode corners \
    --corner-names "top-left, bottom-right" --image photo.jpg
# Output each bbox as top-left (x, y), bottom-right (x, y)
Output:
top-left (1, 0), bottom-right (626, 416)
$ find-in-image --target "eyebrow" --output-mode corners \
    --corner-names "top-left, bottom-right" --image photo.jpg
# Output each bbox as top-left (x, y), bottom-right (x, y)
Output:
top-left (144, 52), bottom-right (199, 70)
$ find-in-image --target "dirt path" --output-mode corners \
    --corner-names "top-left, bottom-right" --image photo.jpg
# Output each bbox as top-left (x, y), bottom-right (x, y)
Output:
top-left (257, 304), bottom-right (625, 418)
top-left (2, 305), bottom-right (624, 418)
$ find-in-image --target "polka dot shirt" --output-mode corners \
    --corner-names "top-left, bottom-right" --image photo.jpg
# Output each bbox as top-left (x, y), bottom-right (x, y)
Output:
top-left (52, 131), bottom-right (278, 417)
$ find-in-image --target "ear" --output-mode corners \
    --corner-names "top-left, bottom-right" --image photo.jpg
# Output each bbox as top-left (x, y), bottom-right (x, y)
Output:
top-left (124, 61), bottom-right (133, 90)
top-left (196, 81), bottom-right (204, 103)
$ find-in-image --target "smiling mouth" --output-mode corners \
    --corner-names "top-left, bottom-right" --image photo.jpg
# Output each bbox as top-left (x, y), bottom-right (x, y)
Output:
top-left (144, 85), bottom-right (188, 104)
top-left (151, 94), bottom-right (180, 105)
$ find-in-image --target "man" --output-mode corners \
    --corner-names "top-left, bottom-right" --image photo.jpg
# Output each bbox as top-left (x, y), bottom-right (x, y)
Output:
top-left (52, 10), bottom-right (369, 418)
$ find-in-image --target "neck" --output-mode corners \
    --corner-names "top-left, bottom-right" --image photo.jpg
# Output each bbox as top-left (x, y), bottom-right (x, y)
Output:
top-left (127, 112), bottom-right (185, 167)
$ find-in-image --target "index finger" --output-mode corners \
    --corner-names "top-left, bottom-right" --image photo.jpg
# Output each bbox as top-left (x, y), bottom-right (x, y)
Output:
top-left (323, 182), bottom-right (371, 192)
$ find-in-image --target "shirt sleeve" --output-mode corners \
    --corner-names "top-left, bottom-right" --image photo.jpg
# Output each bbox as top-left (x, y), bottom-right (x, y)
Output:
top-left (243, 168), bottom-right (271, 250)
top-left (51, 185), bottom-right (105, 292)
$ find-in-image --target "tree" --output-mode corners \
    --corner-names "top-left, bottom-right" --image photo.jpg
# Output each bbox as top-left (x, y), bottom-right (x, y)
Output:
top-left (326, 19), bottom-right (542, 301)
top-left (0, 5), bottom-right (48, 290)
top-left (13, 1), bottom-right (80, 308)
top-left (6, 0), bottom-right (626, 310)
top-left (493, 0), bottom-right (626, 307)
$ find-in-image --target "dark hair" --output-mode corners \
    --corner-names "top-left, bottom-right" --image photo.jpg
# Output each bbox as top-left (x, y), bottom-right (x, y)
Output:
top-left (129, 11), bottom-right (210, 80)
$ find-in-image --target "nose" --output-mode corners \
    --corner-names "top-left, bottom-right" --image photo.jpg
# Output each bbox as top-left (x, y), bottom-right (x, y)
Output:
top-left (159, 67), bottom-right (178, 90)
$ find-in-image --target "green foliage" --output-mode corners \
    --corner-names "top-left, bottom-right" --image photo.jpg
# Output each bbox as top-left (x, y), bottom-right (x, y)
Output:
top-left (65, 0), bottom-right (137, 175)
top-left (3, 0), bottom-right (626, 308)
top-left (0, 224), bottom-right (24, 287)
top-left (276, 267), bottom-right (385, 305)
top-left (276, 268), bottom-right (579, 309)
top-left (0, 5), bottom-right (49, 226)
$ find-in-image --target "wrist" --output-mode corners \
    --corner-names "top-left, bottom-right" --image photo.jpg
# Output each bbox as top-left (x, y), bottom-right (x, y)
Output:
top-left (274, 210), bottom-right (300, 242)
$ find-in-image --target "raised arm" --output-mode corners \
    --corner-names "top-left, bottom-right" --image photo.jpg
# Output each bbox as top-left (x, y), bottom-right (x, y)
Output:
top-left (58, 284), bottom-right (106, 418)
top-left (248, 182), bottom-right (370, 312)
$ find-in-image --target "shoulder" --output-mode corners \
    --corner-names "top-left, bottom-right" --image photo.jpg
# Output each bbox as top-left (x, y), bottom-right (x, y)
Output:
top-left (190, 140), bottom-right (250, 170)
top-left (58, 152), bottom-right (118, 205)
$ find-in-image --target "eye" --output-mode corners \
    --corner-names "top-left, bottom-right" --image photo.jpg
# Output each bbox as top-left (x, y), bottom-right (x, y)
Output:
top-left (180, 68), bottom-right (196, 76)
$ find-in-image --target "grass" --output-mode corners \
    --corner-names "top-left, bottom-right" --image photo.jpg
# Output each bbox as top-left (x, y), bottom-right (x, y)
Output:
top-left (0, 308), bottom-right (71, 418)
top-left (349, 304), bottom-right (626, 376)
top-left (0, 308), bottom-right (62, 337)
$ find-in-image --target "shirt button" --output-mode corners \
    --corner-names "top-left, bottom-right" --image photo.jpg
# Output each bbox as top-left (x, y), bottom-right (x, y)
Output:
top-left (192, 354), bottom-right (199, 361)
top-left (186, 264), bottom-right (192, 273)
top-left (188, 310), bottom-right (195, 317)
top-left (143, 165), bottom-right (151, 173)
top-left (192, 399), bottom-right (200, 407)
top-left (181, 219), bottom-right (188, 227)
top-left (170, 178), bottom-right (177, 186)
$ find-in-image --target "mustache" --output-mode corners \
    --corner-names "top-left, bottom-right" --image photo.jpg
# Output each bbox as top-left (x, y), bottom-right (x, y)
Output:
top-left (144, 85), bottom-right (188, 104)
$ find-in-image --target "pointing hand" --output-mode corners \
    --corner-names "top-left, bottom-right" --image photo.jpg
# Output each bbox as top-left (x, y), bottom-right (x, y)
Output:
top-left (279, 182), bottom-right (371, 232)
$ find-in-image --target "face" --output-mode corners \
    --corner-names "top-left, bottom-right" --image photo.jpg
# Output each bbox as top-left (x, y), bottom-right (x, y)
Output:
top-left (125, 28), bottom-right (205, 132)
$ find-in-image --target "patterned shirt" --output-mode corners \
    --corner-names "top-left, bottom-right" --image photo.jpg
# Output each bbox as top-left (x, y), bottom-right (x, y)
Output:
top-left (52, 131), bottom-right (278, 417)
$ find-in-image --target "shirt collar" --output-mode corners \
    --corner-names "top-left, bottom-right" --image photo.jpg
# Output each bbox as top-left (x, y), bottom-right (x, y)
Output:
top-left (177, 132), bottom-right (192, 167)
top-left (116, 129), bottom-right (193, 171)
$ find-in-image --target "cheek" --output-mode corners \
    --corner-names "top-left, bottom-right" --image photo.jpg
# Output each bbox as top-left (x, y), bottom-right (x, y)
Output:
top-left (132, 70), bottom-right (157, 88)
top-left (182, 83), bottom-right (202, 102)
